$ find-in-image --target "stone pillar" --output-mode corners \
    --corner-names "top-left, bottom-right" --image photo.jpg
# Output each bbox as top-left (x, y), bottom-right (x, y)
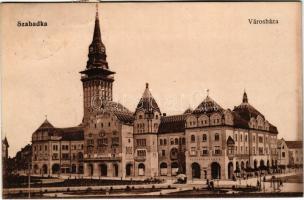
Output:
top-left (93, 162), bottom-right (100, 177)
top-left (83, 163), bottom-right (89, 177)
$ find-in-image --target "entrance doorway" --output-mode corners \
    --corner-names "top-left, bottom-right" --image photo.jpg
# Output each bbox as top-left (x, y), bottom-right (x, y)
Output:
top-left (211, 162), bottom-right (221, 179)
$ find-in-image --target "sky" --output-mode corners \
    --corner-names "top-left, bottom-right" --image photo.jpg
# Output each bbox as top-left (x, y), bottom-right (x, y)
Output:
top-left (1, 2), bottom-right (301, 157)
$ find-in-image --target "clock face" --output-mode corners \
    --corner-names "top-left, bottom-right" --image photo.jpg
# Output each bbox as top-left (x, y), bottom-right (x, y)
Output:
top-left (91, 94), bottom-right (103, 111)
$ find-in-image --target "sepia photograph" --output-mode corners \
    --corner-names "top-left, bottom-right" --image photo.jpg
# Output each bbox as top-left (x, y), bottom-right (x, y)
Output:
top-left (1, 2), bottom-right (303, 198)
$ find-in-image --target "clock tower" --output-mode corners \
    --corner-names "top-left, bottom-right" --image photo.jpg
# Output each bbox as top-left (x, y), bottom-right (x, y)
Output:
top-left (80, 6), bottom-right (115, 123)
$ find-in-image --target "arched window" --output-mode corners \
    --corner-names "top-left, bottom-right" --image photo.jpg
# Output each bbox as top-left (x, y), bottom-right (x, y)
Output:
top-left (170, 138), bottom-right (174, 145)
top-left (182, 138), bottom-right (186, 145)
top-left (174, 138), bottom-right (179, 145)
top-left (214, 133), bottom-right (220, 141)
top-left (160, 139), bottom-right (163, 145)
top-left (191, 135), bottom-right (195, 143)
top-left (138, 163), bottom-right (145, 176)
top-left (164, 139), bottom-right (167, 145)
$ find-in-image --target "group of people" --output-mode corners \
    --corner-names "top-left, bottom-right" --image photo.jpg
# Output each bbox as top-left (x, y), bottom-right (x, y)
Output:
top-left (206, 179), bottom-right (215, 190)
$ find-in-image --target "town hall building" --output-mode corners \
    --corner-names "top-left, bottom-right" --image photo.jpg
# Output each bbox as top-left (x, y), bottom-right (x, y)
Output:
top-left (31, 7), bottom-right (279, 180)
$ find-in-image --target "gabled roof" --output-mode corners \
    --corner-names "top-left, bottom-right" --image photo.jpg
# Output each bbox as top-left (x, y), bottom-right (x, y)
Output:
top-left (135, 83), bottom-right (161, 113)
top-left (57, 126), bottom-right (84, 141)
top-left (38, 119), bottom-right (54, 130)
top-left (285, 141), bottom-right (302, 149)
top-left (34, 119), bottom-right (55, 133)
top-left (227, 136), bottom-right (235, 145)
top-left (158, 114), bottom-right (186, 134)
top-left (193, 95), bottom-right (224, 115)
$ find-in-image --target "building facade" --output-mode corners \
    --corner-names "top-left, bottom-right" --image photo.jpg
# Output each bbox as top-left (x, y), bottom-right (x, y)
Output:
top-left (30, 7), bottom-right (280, 180)
top-left (31, 120), bottom-right (84, 176)
top-left (277, 138), bottom-right (303, 167)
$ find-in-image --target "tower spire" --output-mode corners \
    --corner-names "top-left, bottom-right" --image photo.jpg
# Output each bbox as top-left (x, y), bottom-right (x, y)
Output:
top-left (96, 3), bottom-right (99, 19)
top-left (86, 4), bottom-right (108, 69)
top-left (242, 89), bottom-right (248, 103)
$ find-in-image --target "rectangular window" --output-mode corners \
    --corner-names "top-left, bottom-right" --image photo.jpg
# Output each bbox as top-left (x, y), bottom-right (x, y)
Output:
top-left (162, 150), bottom-right (166, 156)
top-left (52, 153), bottom-right (59, 160)
top-left (98, 138), bottom-right (108, 146)
top-left (202, 134), bottom-right (207, 142)
top-left (214, 134), bottom-right (220, 141)
top-left (53, 145), bottom-right (58, 151)
top-left (202, 147), bottom-right (208, 156)
top-left (214, 146), bottom-right (221, 155)
top-left (62, 153), bottom-right (69, 160)
top-left (253, 135), bottom-right (256, 142)
top-left (258, 136), bottom-right (263, 143)
top-left (87, 139), bottom-right (94, 146)
top-left (137, 150), bottom-right (146, 157)
top-left (126, 147), bottom-right (133, 154)
top-left (136, 139), bottom-right (146, 146)
top-left (190, 147), bottom-right (196, 156)
top-left (259, 147), bottom-right (264, 155)
top-left (282, 152), bottom-right (285, 158)
top-left (112, 137), bottom-right (119, 145)
top-left (235, 134), bottom-right (238, 142)
top-left (191, 135), bottom-right (195, 143)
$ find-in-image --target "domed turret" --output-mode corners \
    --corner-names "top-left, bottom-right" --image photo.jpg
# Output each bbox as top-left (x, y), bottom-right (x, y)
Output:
top-left (233, 91), bottom-right (264, 121)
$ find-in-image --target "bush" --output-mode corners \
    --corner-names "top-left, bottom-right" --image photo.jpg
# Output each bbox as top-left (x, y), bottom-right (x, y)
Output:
top-left (131, 186), bottom-right (135, 190)
top-left (125, 186), bottom-right (131, 191)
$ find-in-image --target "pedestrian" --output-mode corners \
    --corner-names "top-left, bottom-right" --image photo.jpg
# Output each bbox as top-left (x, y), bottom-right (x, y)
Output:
top-left (210, 181), bottom-right (214, 191)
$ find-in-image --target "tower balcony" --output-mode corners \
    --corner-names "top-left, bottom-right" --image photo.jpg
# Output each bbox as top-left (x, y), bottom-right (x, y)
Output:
top-left (134, 156), bottom-right (146, 162)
